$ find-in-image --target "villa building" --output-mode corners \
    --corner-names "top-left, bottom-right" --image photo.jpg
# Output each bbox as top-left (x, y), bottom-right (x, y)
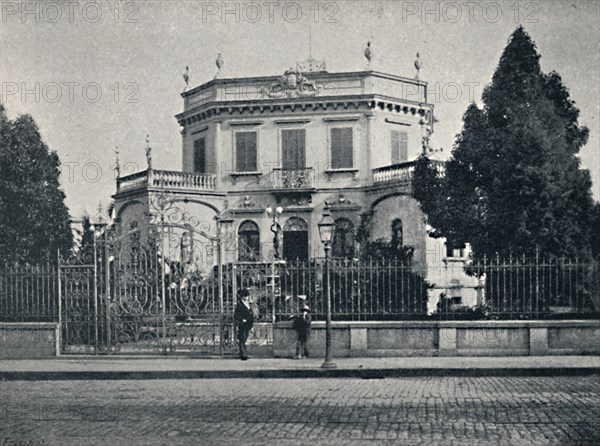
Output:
top-left (111, 55), bottom-right (480, 310)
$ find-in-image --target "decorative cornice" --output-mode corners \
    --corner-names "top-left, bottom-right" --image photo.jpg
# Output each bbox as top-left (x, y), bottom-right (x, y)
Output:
top-left (177, 94), bottom-right (433, 127)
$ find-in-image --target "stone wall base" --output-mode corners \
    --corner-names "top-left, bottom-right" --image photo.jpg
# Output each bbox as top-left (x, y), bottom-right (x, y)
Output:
top-left (273, 321), bottom-right (600, 358)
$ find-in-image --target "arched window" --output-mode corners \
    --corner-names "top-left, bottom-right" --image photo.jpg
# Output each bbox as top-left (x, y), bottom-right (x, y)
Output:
top-left (391, 219), bottom-right (403, 251)
top-left (238, 220), bottom-right (260, 261)
top-left (283, 217), bottom-right (309, 260)
top-left (332, 218), bottom-right (355, 258)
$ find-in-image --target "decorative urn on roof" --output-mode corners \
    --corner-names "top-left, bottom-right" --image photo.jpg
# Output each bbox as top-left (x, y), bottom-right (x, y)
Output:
top-left (414, 52), bottom-right (422, 79)
top-left (215, 53), bottom-right (224, 78)
top-left (364, 41), bottom-right (373, 65)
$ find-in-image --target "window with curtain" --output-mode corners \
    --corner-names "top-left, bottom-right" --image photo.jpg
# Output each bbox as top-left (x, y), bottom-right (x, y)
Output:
top-left (391, 130), bottom-right (408, 164)
top-left (332, 218), bottom-right (355, 258)
top-left (235, 132), bottom-right (258, 172)
top-left (330, 127), bottom-right (353, 169)
top-left (194, 137), bottom-right (206, 173)
top-left (238, 221), bottom-right (260, 261)
top-left (281, 129), bottom-right (306, 170)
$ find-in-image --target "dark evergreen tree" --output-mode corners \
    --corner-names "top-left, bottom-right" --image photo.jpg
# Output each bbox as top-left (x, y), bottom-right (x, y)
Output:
top-left (79, 213), bottom-right (95, 254)
top-left (591, 203), bottom-right (600, 260)
top-left (0, 105), bottom-right (73, 263)
top-left (413, 27), bottom-right (595, 260)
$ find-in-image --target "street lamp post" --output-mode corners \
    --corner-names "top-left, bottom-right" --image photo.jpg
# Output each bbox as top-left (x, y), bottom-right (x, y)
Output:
top-left (317, 206), bottom-right (336, 369)
top-left (266, 206), bottom-right (283, 260)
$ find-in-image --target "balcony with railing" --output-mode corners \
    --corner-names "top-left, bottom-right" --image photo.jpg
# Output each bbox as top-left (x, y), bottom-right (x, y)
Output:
top-left (372, 159), bottom-right (445, 187)
top-left (270, 167), bottom-right (314, 190)
top-left (117, 169), bottom-right (216, 194)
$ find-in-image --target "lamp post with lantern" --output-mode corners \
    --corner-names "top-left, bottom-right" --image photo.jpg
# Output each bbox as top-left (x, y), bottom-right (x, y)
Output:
top-left (266, 206), bottom-right (284, 260)
top-left (317, 206), bottom-right (336, 369)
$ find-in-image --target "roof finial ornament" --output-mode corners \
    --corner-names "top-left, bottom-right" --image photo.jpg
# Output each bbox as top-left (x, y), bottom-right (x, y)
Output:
top-left (182, 66), bottom-right (190, 91)
top-left (96, 202), bottom-right (104, 225)
top-left (145, 134), bottom-right (152, 170)
top-left (364, 41), bottom-right (373, 67)
top-left (215, 53), bottom-right (224, 78)
top-left (414, 52), bottom-right (422, 80)
top-left (114, 145), bottom-right (120, 179)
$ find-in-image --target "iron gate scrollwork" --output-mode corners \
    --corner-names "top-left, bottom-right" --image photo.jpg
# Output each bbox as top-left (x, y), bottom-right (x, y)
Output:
top-left (105, 193), bottom-right (225, 354)
top-left (59, 193), bottom-right (245, 355)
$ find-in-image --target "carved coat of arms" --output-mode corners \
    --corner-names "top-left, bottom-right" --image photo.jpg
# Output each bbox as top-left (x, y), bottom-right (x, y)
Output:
top-left (262, 68), bottom-right (321, 98)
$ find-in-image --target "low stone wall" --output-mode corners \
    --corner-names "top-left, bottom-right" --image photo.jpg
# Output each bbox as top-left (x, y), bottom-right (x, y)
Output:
top-left (0, 322), bottom-right (59, 358)
top-left (273, 320), bottom-right (600, 358)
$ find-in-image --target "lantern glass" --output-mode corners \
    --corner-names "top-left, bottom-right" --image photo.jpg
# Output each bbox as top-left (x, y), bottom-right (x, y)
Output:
top-left (318, 209), bottom-right (335, 245)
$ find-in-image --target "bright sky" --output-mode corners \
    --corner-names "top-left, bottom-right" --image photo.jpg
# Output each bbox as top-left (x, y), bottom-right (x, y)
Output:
top-left (1, 0), bottom-right (598, 219)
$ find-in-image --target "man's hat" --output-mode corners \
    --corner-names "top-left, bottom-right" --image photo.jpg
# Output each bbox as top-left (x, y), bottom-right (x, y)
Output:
top-left (301, 304), bottom-right (311, 312)
top-left (237, 288), bottom-right (250, 300)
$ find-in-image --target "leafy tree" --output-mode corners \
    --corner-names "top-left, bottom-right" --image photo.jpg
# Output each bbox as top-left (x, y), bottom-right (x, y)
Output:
top-left (591, 203), bottom-right (600, 260)
top-left (413, 27), bottom-right (595, 260)
top-left (0, 105), bottom-right (72, 263)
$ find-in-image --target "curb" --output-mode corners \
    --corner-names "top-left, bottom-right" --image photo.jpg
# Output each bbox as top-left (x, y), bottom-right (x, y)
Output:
top-left (2, 367), bottom-right (599, 381)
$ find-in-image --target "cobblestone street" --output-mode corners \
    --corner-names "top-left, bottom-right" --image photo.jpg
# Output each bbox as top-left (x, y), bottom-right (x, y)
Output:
top-left (1, 376), bottom-right (599, 445)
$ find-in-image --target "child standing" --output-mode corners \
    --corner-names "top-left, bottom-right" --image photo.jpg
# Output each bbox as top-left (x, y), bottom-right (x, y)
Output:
top-left (293, 304), bottom-right (311, 359)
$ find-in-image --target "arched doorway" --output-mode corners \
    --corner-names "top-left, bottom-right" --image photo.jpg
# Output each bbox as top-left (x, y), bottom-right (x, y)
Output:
top-left (283, 217), bottom-right (309, 261)
top-left (237, 220), bottom-right (260, 261)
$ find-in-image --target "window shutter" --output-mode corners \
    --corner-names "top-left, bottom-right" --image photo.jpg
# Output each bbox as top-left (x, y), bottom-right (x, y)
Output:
top-left (398, 131), bottom-right (408, 162)
top-left (246, 132), bottom-right (257, 172)
top-left (331, 128), bottom-right (353, 169)
top-left (194, 138), bottom-right (206, 173)
top-left (236, 132), bottom-right (257, 172)
top-left (391, 131), bottom-right (408, 164)
top-left (235, 133), bottom-right (246, 172)
top-left (391, 131), bottom-right (400, 165)
top-left (282, 129), bottom-right (305, 170)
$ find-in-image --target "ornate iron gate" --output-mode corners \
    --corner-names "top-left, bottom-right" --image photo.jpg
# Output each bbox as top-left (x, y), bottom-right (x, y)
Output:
top-left (59, 194), bottom-right (241, 355)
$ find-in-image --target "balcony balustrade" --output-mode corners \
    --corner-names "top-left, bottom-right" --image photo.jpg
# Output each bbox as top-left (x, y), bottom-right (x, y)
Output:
top-left (271, 167), bottom-right (314, 189)
top-left (372, 159), bottom-right (445, 185)
top-left (117, 169), bottom-right (216, 193)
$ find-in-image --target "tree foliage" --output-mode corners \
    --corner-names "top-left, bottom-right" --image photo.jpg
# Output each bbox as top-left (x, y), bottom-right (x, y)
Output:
top-left (413, 27), bottom-right (595, 260)
top-left (0, 105), bottom-right (72, 263)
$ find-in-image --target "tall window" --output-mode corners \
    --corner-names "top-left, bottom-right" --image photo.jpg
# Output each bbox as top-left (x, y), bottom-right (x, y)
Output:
top-left (332, 218), bottom-right (355, 258)
top-left (330, 127), bottom-right (353, 169)
top-left (194, 137), bottom-right (206, 174)
top-left (238, 221), bottom-right (260, 261)
top-left (282, 129), bottom-right (306, 170)
top-left (391, 130), bottom-right (408, 164)
top-left (235, 132), bottom-right (258, 172)
top-left (391, 219), bottom-right (403, 251)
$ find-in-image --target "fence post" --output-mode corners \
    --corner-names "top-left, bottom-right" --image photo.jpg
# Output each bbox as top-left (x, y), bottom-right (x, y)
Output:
top-left (56, 250), bottom-right (62, 357)
top-left (93, 234), bottom-right (99, 355)
top-left (217, 236), bottom-right (224, 357)
top-left (105, 230), bottom-right (111, 355)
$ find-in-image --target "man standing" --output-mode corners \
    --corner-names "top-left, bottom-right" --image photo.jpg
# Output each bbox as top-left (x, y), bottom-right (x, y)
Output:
top-left (293, 304), bottom-right (311, 359)
top-left (234, 288), bottom-right (254, 360)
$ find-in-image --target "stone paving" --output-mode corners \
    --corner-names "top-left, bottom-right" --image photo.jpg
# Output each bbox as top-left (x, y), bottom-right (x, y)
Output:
top-left (1, 376), bottom-right (599, 445)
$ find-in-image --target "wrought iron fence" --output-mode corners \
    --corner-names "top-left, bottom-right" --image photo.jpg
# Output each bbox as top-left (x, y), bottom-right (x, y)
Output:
top-left (468, 256), bottom-right (600, 319)
top-left (0, 263), bottom-right (58, 322)
top-left (1, 257), bottom-right (598, 325)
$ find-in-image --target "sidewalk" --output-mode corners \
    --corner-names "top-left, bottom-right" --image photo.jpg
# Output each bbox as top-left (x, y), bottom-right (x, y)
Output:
top-left (1, 355), bottom-right (599, 380)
